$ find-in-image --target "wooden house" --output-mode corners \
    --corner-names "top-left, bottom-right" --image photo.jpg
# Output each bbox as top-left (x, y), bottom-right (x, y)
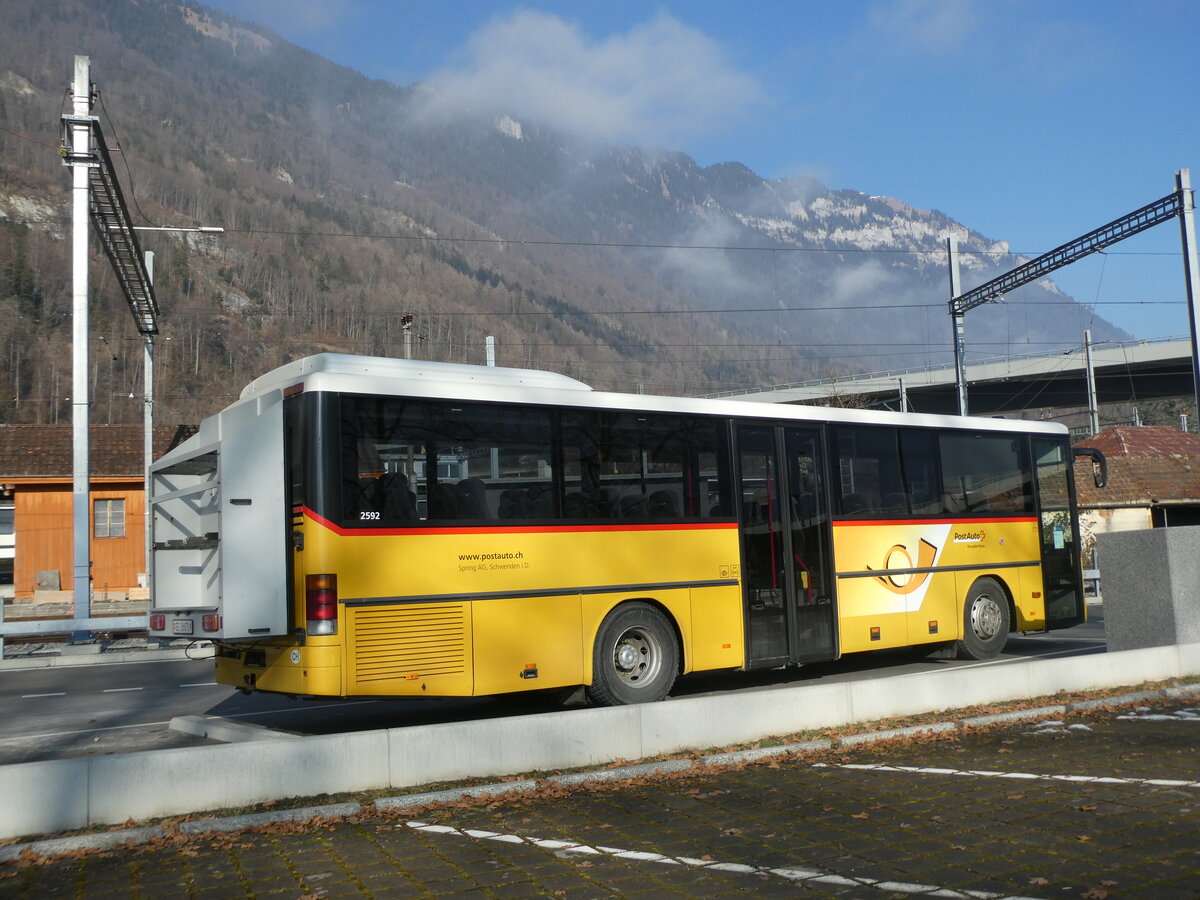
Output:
top-left (0, 424), bottom-right (195, 600)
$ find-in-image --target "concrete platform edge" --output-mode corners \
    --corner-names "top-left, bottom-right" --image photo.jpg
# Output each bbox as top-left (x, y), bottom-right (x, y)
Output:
top-left (2, 641), bottom-right (1199, 850)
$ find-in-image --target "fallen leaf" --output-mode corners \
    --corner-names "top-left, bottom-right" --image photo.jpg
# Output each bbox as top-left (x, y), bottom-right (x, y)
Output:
top-left (1081, 890), bottom-right (1108, 899)
top-left (1029, 876), bottom-right (1050, 885)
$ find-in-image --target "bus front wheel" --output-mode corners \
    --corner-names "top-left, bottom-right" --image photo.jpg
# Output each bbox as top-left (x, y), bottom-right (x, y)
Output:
top-left (956, 577), bottom-right (1011, 660)
top-left (587, 603), bottom-right (678, 706)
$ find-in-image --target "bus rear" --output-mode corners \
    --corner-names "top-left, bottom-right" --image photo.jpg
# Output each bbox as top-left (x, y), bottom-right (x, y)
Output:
top-left (147, 389), bottom-right (292, 650)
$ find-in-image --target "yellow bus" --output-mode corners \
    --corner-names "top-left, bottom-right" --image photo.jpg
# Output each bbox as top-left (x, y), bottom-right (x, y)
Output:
top-left (148, 353), bottom-right (1103, 706)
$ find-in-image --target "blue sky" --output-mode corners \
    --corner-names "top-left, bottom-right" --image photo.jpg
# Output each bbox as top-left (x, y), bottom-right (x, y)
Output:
top-left (201, 0), bottom-right (1200, 342)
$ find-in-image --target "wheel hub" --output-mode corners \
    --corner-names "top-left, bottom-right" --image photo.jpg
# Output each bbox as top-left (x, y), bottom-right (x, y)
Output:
top-left (971, 595), bottom-right (1003, 640)
top-left (615, 642), bottom-right (642, 672)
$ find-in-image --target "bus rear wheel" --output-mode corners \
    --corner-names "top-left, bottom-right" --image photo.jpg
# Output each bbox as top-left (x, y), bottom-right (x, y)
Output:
top-left (587, 603), bottom-right (678, 706)
top-left (955, 577), bottom-right (1011, 660)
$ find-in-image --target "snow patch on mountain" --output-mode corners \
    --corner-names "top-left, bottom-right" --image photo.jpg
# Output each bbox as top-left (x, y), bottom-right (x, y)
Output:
top-left (495, 115), bottom-right (523, 140)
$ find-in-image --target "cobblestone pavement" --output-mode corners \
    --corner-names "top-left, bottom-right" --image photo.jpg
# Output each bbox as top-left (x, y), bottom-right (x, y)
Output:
top-left (2, 699), bottom-right (1199, 899)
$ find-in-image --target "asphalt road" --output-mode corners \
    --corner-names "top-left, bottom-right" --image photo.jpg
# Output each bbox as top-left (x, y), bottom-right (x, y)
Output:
top-left (0, 609), bottom-right (1107, 766)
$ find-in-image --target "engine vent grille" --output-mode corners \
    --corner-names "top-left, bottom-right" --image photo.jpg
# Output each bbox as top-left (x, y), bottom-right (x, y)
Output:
top-left (351, 603), bottom-right (467, 684)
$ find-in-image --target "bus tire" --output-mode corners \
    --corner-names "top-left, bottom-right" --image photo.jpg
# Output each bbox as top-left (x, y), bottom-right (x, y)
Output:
top-left (956, 577), bottom-right (1011, 660)
top-left (587, 603), bottom-right (678, 706)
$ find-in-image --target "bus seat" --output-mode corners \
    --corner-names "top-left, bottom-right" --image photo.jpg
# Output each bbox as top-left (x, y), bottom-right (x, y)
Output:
top-left (499, 488), bottom-right (530, 519)
top-left (620, 494), bottom-right (649, 518)
top-left (648, 490), bottom-right (681, 518)
top-left (377, 473), bottom-right (417, 520)
top-left (591, 487), bottom-right (620, 519)
top-left (457, 478), bottom-right (491, 518)
top-left (527, 483), bottom-right (555, 518)
top-left (429, 483), bottom-right (462, 519)
top-left (564, 493), bottom-right (591, 518)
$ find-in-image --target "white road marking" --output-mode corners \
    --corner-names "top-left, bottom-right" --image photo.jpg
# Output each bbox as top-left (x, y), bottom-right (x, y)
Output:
top-left (1119, 709), bottom-right (1200, 723)
top-left (179, 682), bottom-right (219, 688)
top-left (405, 820), bottom-right (1041, 900)
top-left (102, 687), bottom-right (144, 693)
top-left (21, 692), bottom-right (67, 698)
top-left (817, 762), bottom-right (1200, 790)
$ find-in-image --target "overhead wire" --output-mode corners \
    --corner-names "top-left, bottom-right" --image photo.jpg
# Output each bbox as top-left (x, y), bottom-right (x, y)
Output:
top-left (217, 223), bottom-right (1189, 260)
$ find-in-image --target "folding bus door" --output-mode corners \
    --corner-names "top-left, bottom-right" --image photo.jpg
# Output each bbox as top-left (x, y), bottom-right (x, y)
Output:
top-left (1033, 436), bottom-right (1085, 627)
top-left (737, 424), bottom-right (836, 668)
top-left (784, 426), bottom-right (836, 662)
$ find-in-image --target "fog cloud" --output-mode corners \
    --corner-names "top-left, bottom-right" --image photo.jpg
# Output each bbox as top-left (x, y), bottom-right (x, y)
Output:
top-left (423, 11), bottom-right (762, 147)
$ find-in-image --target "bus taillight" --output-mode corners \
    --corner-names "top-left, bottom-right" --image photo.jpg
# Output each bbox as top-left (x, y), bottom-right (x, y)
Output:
top-left (201, 614), bottom-right (221, 632)
top-left (149, 614), bottom-right (165, 632)
top-left (306, 574), bottom-right (338, 636)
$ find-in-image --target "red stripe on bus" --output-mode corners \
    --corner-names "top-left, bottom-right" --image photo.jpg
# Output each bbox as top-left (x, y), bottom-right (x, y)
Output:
top-left (301, 506), bottom-right (738, 538)
top-left (832, 517), bottom-right (1038, 527)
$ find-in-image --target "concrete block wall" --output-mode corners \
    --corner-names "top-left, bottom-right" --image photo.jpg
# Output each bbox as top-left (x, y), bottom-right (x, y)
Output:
top-left (2, 641), bottom-right (1198, 842)
top-left (1099, 525), bottom-right (1200, 651)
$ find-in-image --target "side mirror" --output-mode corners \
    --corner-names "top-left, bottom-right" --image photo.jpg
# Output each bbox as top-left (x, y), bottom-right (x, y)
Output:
top-left (1072, 447), bottom-right (1107, 489)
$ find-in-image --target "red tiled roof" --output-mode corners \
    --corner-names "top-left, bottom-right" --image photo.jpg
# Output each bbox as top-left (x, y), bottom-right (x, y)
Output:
top-left (1074, 425), bottom-right (1200, 507)
top-left (0, 424), bottom-right (197, 478)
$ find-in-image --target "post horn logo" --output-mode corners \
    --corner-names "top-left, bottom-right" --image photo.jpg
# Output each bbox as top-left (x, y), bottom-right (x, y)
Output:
top-left (867, 538), bottom-right (938, 594)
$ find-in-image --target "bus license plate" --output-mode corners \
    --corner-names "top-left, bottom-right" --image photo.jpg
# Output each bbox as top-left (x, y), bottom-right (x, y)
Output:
top-left (172, 619), bottom-right (194, 635)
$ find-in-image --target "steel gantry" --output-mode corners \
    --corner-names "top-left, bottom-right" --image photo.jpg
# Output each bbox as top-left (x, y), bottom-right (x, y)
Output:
top-left (949, 170), bottom-right (1200, 422)
top-left (59, 55), bottom-right (158, 638)
top-left (60, 114), bottom-right (159, 336)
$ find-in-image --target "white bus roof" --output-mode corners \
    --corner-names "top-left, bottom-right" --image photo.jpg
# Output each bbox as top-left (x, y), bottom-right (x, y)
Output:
top-left (240, 353), bottom-right (593, 399)
top-left (238, 353), bottom-right (1068, 437)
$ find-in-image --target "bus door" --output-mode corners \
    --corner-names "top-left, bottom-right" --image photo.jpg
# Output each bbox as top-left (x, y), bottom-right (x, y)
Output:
top-left (736, 424), bottom-right (836, 668)
top-left (1033, 437), bottom-right (1085, 626)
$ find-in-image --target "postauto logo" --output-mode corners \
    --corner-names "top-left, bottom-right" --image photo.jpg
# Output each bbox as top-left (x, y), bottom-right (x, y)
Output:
top-left (868, 538), bottom-right (938, 595)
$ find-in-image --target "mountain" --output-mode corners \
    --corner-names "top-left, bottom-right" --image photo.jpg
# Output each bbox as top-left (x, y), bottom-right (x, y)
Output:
top-left (0, 0), bottom-right (1129, 425)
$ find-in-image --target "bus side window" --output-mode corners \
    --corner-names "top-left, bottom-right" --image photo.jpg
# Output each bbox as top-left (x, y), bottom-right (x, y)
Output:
top-left (939, 432), bottom-right (1034, 516)
top-left (831, 425), bottom-right (904, 517)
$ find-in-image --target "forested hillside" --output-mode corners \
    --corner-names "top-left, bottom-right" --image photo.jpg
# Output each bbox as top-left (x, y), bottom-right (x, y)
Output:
top-left (0, 0), bottom-right (1128, 426)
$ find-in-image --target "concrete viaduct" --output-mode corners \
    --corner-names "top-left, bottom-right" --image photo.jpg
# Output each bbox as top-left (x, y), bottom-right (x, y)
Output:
top-left (722, 336), bottom-right (1195, 417)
